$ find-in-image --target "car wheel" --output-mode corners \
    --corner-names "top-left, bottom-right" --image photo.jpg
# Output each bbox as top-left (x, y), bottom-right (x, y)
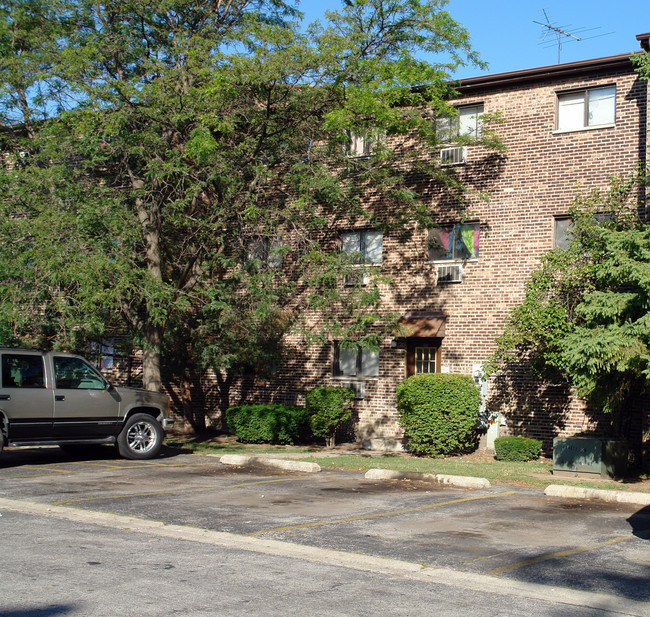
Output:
top-left (117, 413), bottom-right (164, 460)
top-left (0, 430), bottom-right (4, 456)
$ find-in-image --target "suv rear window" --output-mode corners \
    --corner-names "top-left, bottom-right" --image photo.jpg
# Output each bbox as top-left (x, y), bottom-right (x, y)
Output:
top-left (1, 354), bottom-right (45, 388)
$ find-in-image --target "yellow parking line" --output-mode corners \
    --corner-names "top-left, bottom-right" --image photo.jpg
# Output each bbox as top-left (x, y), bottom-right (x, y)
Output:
top-left (0, 460), bottom-right (186, 478)
top-left (66, 461), bottom-right (187, 470)
top-left (52, 476), bottom-right (303, 506)
top-left (1, 465), bottom-right (73, 476)
top-left (246, 491), bottom-right (517, 536)
top-left (488, 527), bottom-right (650, 576)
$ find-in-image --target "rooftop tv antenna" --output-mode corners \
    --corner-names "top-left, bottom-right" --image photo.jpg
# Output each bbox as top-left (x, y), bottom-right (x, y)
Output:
top-left (534, 9), bottom-right (612, 64)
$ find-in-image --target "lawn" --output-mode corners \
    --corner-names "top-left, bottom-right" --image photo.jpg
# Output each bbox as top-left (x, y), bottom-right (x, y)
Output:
top-left (165, 436), bottom-right (650, 493)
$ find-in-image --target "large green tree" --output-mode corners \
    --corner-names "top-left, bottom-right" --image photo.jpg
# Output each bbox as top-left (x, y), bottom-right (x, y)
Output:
top-left (1, 0), bottom-right (497, 417)
top-left (486, 170), bottom-right (648, 436)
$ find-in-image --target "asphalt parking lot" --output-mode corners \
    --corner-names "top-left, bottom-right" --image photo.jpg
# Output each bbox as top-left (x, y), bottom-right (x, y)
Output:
top-left (1, 446), bottom-right (649, 611)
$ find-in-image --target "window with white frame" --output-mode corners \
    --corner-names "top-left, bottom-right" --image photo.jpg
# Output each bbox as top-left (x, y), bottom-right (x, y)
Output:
top-left (556, 86), bottom-right (616, 131)
top-left (340, 230), bottom-right (383, 264)
top-left (428, 222), bottom-right (480, 261)
top-left (437, 104), bottom-right (484, 141)
top-left (333, 342), bottom-right (379, 377)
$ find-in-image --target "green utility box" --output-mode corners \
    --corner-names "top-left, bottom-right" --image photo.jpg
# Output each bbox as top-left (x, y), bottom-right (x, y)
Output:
top-left (552, 437), bottom-right (628, 479)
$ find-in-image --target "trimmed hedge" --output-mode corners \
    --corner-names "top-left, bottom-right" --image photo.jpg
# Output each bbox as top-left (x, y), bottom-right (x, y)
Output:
top-left (225, 404), bottom-right (310, 445)
top-left (494, 436), bottom-right (543, 461)
top-left (396, 373), bottom-right (481, 457)
top-left (305, 386), bottom-right (354, 448)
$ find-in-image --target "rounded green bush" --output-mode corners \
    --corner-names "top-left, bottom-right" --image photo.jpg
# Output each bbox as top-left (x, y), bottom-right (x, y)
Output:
top-left (305, 386), bottom-right (354, 447)
top-left (396, 373), bottom-right (481, 456)
top-left (225, 404), bottom-right (310, 445)
top-left (494, 436), bottom-right (542, 461)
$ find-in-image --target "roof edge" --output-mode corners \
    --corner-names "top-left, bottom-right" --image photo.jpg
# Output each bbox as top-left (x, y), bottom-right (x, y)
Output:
top-left (455, 52), bottom-right (639, 92)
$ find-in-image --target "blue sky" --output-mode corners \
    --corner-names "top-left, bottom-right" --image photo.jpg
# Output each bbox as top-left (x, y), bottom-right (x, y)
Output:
top-left (296, 0), bottom-right (648, 79)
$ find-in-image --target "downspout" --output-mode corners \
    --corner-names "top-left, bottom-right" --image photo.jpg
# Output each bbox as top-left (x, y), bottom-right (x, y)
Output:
top-left (636, 32), bottom-right (650, 221)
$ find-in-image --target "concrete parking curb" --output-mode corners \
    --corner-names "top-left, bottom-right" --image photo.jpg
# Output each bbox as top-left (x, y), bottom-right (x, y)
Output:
top-left (545, 484), bottom-right (650, 506)
top-left (219, 454), bottom-right (321, 473)
top-left (365, 468), bottom-right (491, 489)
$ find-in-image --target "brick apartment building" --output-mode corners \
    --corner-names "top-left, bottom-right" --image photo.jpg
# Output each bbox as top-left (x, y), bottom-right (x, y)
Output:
top-left (92, 33), bottom-right (648, 459)
top-left (211, 31), bottom-right (650, 457)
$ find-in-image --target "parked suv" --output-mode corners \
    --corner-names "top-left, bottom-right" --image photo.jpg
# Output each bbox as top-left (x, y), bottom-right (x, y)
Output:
top-left (0, 348), bottom-right (173, 460)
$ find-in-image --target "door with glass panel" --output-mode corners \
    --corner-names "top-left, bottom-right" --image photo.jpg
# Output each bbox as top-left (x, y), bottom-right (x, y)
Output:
top-left (406, 339), bottom-right (441, 377)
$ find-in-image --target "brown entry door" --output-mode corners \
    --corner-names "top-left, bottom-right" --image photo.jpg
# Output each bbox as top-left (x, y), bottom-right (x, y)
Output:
top-left (406, 338), bottom-right (441, 377)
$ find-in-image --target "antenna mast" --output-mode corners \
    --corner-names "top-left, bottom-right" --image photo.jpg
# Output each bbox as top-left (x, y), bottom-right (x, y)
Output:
top-left (534, 10), bottom-right (581, 63)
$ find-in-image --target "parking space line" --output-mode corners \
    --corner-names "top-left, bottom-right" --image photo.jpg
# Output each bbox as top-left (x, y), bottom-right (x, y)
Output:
top-left (0, 460), bottom-right (190, 479)
top-left (65, 461), bottom-right (187, 470)
top-left (51, 476), bottom-right (305, 506)
top-left (246, 491), bottom-right (517, 536)
top-left (487, 528), bottom-right (650, 576)
top-left (0, 465), bottom-right (75, 477)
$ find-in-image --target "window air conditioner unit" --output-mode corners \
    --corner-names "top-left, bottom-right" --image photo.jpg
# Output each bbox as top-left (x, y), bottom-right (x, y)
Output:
top-left (440, 146), bottom-right (466, 165)
top-left (339, 380), bottom-right (365, 399)
top-left (437, 264), bottom-right (463, 283)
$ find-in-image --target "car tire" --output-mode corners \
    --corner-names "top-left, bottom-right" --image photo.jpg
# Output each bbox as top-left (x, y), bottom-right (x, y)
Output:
top-left (0, 430), bottom-right (4, 456)
top-left (117, 413), bottom-right (164, 460)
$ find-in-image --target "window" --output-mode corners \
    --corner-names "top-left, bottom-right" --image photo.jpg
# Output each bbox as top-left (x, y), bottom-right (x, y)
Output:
top-left (53, 356), bottom-right (106, 390)
top-left (437, 104), bottom-right (484, 141)
top-left (556, 86), bottom-right (615, 131)
top-left (554, 213), bottom-right (613, 250)
top-left (345, 130), bottom-right (382, 158)
top-left (406, 339), bottom-right (441, 377)
top-left (340, 230), bottom-right (383, 264)
top-left (428, 223), bottom-right (480, 261)
top-left (414, 347), bottom-right (437, 374)
top-left (247, 237), bottom-right (282, 269)
top-left (89, 340), bottom-right (116, 370)
top-left (1, 354), bottom-right (45, 388)
top-left (554, 216), bottom-right (573, 250)
top-left (333, 342), bottom-right (379, 377)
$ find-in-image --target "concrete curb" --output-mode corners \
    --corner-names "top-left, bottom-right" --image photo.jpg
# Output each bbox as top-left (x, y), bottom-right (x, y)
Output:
top-left (545, 484), bottom-right (650, 506)
top-left (219, 454), bottom-right (321, 473)
top-left (365, 468), bottom-right (491, 489)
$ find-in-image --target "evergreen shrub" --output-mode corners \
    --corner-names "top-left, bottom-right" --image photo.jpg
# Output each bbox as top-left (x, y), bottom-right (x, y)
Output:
top-left (494, 436), bottom-right (543, 461)
top-left (225, 404), bottom-right (310, 445)
top-left (305, 386), bottom-right (354, 447)
top-left (395, 373), bottom-right (481, 456)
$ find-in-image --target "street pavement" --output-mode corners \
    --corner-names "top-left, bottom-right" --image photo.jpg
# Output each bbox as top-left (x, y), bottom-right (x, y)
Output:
top-left (0, 446), bottom-right (648, 616)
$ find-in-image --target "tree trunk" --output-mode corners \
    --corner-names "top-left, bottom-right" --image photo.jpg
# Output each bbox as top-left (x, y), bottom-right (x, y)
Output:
top-left (142, 324), bottom-right (163, 392)
top-left (135, 191), bottom-right (164, 392)
top-left (181, 376), bottom-right (207, 432)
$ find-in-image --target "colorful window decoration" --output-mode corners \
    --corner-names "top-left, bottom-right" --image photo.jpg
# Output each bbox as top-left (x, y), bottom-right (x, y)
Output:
top-left (428, 223), bottom-right (480, 261)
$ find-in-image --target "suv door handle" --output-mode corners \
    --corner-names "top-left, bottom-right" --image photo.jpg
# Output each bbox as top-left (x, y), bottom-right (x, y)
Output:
top-left (55, 395), bottom-right (65, 401)
top-left (0, 394), bottom-right (9, 401)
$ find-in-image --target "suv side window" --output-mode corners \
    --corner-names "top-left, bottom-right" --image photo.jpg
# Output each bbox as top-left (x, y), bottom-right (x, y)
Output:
top-left (1, 354), bottom-right (45, 388)
top-left (53, 356), bottom-right (105, 390)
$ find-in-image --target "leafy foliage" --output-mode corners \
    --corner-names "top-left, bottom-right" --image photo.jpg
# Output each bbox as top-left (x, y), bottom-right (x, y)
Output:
top-left (225, 404), bottom-right (311, 445)
top-left (395, 373), bottom-right (481, 456)
top-left (0, 0), bottom-right (500, 410)
top-left (486, 170), bottom-right (649, 427)
top-left (305, 385), bottom-right (354, 447)
top-left (494, 436), bottom-right (542, 462)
